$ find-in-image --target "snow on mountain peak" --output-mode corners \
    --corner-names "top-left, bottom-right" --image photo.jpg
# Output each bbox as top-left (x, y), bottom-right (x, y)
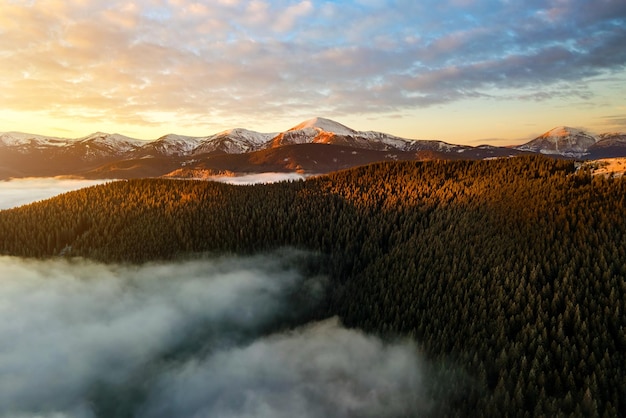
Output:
top-left (0, 131), bottom-right (68, 147)
top-left (214, 128), bottom-right (276, 146)
top-left (517, 126), bottom-right (598, 156)
top-left (77, 132), bottom-right (147, 155)
top-left (540, 126), bottom-right (588, 139)
top-left (80, 132), bottom-right (145, 144)
top-left (289, 117), bottom-right (356, 135)
top-left (81, 131), bottom-right (109, 139)
top-left (152, 134), bottom-right (204, 154)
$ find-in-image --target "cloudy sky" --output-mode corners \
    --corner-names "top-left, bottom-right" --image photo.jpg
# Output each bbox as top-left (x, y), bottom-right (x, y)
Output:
top-left (1, 0), bottom-right (625, 145)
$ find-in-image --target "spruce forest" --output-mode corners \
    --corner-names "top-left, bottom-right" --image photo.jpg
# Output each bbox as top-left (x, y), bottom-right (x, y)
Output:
top-left (1, 155), bottom-right (625, 416)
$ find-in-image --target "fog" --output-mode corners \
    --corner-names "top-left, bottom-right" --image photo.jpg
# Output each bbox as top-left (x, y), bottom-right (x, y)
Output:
top-left (0, 175), bottom-right (308, 210)
top-left (0, 251), bottom-right (430, 418)
top-left (0, 178), bottom-right (109, 210)
top-left (207, 172), bottom-right (308, 185)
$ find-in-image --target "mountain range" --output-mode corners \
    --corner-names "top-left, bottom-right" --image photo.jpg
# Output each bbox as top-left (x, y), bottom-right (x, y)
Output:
top-left (1, 117), bottom-right (625, 179)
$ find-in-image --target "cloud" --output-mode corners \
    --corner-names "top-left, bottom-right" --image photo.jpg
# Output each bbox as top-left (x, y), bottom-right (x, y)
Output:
top-left (0, 176), bottom-right (312, 211)
top-left (273, 0), bottom-right (314, 32)
top-left (1, 0), bottom-right (624, 133)
top-left (0, 251), bottom-right (432, 417)
top-left (602, 114), bottom-right (626, 131)
top-left (0, 178), bottom-right (110, 210)
top-left (139, 318), bottom-right (428, 418)
top-left (209, 172), bottom-right (308, 185)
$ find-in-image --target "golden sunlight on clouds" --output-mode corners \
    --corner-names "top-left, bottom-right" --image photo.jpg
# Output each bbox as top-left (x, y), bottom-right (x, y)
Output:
top-left (273, 1), bottom-right (313, 32)
top-left (101, 3), bottom-right (140, 28)
top-left (0, 0), bottom-right (625, 143)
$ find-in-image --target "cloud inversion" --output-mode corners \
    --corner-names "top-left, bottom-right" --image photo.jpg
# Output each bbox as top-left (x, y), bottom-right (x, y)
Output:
top-left (0, 178), bottom-right (110, 210)
top-left (0, 251), bottom-right (431, 417)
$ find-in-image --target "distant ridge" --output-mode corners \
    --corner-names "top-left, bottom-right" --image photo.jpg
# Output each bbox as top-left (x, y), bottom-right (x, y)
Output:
top-left (1, 118), bottom-right (626, 179)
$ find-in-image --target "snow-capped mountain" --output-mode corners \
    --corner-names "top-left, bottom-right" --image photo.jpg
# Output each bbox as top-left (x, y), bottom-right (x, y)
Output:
top-left (269, 117), bottom-right (468, 153)
top-left (1, 118), bottom-right (625, 180)
top-left (290, 117), bottom-right (358, 135)
top-left (587, 133), bottom-right (626, 159)
top-left (0, 117), bottom-right (472, 159)
top-left (133, 134), bottom-right (203, 157)
top-left (272, 118), bottom-right (371, 148)
top-left (194, 128), bottom-right (276, 155)
top-left (72, 132), bottom-right (146, 160)
top-left (516, 126), bottom-right (598, 157)
top-left (77, 132), bottom-right (145, 151)
top-left (0, 132), bottom-right (68, 148)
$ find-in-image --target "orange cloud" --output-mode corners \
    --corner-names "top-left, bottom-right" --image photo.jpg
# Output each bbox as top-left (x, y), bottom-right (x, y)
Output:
top-left (0, 0), bottom-right (624, 143)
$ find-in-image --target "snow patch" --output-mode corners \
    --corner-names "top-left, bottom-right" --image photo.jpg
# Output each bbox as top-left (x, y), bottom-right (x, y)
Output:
top-left (0, 132), bottom-right (69, 147)
top-left (288, 117), bottom-right (356, 136)
top-left (515, 126), bottom-right (598, 156)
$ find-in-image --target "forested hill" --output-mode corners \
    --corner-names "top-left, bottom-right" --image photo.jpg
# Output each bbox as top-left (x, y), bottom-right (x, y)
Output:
top-left (1, 156), bottom-right (625, 416)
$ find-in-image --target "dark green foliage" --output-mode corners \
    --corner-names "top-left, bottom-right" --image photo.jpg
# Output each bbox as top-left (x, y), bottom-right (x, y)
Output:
top-left (1, 156), bottom-right (625, 416)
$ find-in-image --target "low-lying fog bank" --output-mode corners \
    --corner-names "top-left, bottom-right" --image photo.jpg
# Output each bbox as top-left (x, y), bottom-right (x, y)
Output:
top-left (0, 251), bottom-right (431, 417)
top-left (205, 172), bottom-right (309, 185)
top-left (0, 178), bottom-right (110, 210)
top-left (0, 174), bottom-right (309, 210)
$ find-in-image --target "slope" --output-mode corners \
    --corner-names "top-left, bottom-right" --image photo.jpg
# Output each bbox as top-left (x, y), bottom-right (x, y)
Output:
top-left (516, 126), bottom-right (598, 156)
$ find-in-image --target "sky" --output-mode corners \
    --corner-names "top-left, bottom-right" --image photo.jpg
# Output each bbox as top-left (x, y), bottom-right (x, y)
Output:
top-left (1, 0), bottom-right (625, 145)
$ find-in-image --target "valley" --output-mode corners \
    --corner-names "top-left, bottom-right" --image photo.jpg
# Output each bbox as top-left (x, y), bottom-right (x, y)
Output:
top-left (3, 0), bottom-right (625, 415)
top-left (1, 156), bottom-right (625, 416)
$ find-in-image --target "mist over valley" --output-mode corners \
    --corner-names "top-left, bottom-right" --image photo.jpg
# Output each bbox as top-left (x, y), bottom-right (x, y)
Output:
top-left (1, 157), bottom-right (625, 416)
top-left (3, 0), bottom-right (626, 414)
top-left (0, 251), bottom-right (432, 417)
top-left (0, 174), bottom-right (306, 210)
